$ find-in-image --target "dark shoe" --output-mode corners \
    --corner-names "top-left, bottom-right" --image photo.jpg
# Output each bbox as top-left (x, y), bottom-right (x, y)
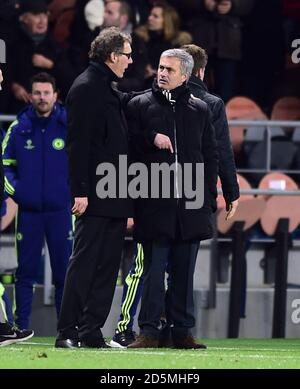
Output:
top-left (158, 325), bottom-right (173, 348)
top-left (81, 337), bottom-right (110, 349)
top-left (173, 335), bottom-right (207, 349)
top-left (158, 335), bottom-right (173, 348)
top-left (127, 335), bottom-right (159, 349)
top-left (55, 338), bottom-right (80, 349)
top-left (110, 329), bottom-right (136, 348)
top-left (0, 323), bottom-right (34, 347)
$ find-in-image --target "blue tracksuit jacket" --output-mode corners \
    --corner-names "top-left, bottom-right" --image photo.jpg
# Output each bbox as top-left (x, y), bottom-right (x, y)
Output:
top-left (2, 103), bottom-right (70, 211)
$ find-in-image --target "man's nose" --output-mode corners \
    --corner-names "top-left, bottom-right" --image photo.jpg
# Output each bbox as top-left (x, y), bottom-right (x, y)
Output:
top-left (129, 57), bottom-right (133, 64)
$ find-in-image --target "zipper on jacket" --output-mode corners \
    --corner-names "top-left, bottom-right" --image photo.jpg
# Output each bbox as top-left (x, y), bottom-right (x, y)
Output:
top-left (172, 105), bottom-right (180, 202)
top-left (41, 127), bottom-right (45, 211)
top-left (172, 104), bottom-right (185, 239)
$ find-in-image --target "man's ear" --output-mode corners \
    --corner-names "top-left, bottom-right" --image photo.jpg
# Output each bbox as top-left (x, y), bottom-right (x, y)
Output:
top-left (181, 74), bottom-right (188, 83)
top-left (19, 13), bottom-right (28, 23)
top-left (109, 52), bottom-right (118, 63)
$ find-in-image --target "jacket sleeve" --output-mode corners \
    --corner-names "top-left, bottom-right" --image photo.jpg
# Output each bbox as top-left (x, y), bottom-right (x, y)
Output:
top-left (202, 106), bottom-right (219, 211)
top-left (127, 97), bottom-right (157, 160)
top-left (113, 84), bottom-right (147, 109)
top-left (213, 99), bottom-right (240, 203)
top-left (66, 84), bottom-right (98, 198)
top-left (2, 121), bottom-right (18, 199)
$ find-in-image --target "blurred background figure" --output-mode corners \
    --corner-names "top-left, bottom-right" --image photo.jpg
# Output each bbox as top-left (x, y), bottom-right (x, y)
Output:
top-left (168, 0), bottom-right (253, 102)
top-left (135, 1), bottom-right (192, 87)
top-left (6, 0), bottom-right (75, 113)
top-left (69, 0), bottom-right (148, 91)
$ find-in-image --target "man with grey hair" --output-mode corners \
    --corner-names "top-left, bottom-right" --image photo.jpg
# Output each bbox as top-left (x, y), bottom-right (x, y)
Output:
top-left (127, 49), bottom-right (218, 349)
top-left (56, 27), bottom-right (133, 349)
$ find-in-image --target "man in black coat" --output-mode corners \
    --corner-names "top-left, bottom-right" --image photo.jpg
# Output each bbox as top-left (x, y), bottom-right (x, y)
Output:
top-left (55, 27), bottom-right (134, 349)
top-left (182, 44), bottom-right (240, 214)
top-left (110, 44), bottom-right (239, 349)
top-left (127, 49), bottom-right (218, 349)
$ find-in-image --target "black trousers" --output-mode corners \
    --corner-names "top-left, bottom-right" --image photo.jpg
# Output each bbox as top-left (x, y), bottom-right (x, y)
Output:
top-left (138, 239), bottom-right (199, 339)
top-left (57, 215), bottom-right (126, 341)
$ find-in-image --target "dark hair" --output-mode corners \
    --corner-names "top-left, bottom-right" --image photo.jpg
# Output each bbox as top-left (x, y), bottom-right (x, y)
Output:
top-left (152, 2), bottom-right (180, 42)
top-left (89, 26), bottom-right (131, 62)
top-left (181, 44), bottom-right (208, 75)
top-left (19, 0), bottom-right (48, 15)
top-left (30, 72), bottom-right (56, 91)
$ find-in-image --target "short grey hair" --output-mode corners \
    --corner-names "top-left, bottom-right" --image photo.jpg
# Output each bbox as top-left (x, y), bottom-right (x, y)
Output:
top-left (160, 49), bottom-right (194, 78)
top-left (89, 26), bottom-right (132, 62)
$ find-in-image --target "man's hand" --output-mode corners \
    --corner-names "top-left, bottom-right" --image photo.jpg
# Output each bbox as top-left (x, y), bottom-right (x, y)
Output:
top-left (12, 83), bottom-right (30, 103)
top-left (217, 0), bottom-right (232, 15)
top-left (32, 54), bottom-right (54, 69)
top-left (145, 64), bottom-right (157, 79)
top-left (127, 218), bottom-right (134, 231)
top-left (154, 133), bottom-right (174, 153)
top-left (72, 197), bottom-right (88, 217)
top-left (225, 199), bottom-right (238, 220)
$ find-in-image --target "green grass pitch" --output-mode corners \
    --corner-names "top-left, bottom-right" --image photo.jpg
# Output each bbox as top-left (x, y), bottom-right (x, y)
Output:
top-left (1, 338), bottom-right (300, 369)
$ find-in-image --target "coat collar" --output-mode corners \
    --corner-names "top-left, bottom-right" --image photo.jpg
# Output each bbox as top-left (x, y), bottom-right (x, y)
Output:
top-left (89, 61), bottom-right (119, 82)
top-left (152, 80), bottom-right (190, 105)
top-left (188, 75), bottom-right (208, 92)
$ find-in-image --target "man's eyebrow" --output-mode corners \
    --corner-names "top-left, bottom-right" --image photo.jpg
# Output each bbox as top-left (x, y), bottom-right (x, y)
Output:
top-left (159, 65), bottom-right (174, 71)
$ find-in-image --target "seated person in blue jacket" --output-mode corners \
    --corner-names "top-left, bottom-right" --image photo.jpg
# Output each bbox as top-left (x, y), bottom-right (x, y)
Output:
top-left (2, 72), bottom-right (73, 330)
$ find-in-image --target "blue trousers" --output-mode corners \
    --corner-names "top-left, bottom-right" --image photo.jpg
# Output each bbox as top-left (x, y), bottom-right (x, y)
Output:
top-left (1, 290), bottom-right (14, 325)
top-left (15, 208), bottom-right (73, 329)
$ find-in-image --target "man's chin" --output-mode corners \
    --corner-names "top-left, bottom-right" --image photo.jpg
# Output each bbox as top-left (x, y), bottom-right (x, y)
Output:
top-left (36, 108), bottom-right (51, 116)
top-left (158, 82), bottom-right (168, 89)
